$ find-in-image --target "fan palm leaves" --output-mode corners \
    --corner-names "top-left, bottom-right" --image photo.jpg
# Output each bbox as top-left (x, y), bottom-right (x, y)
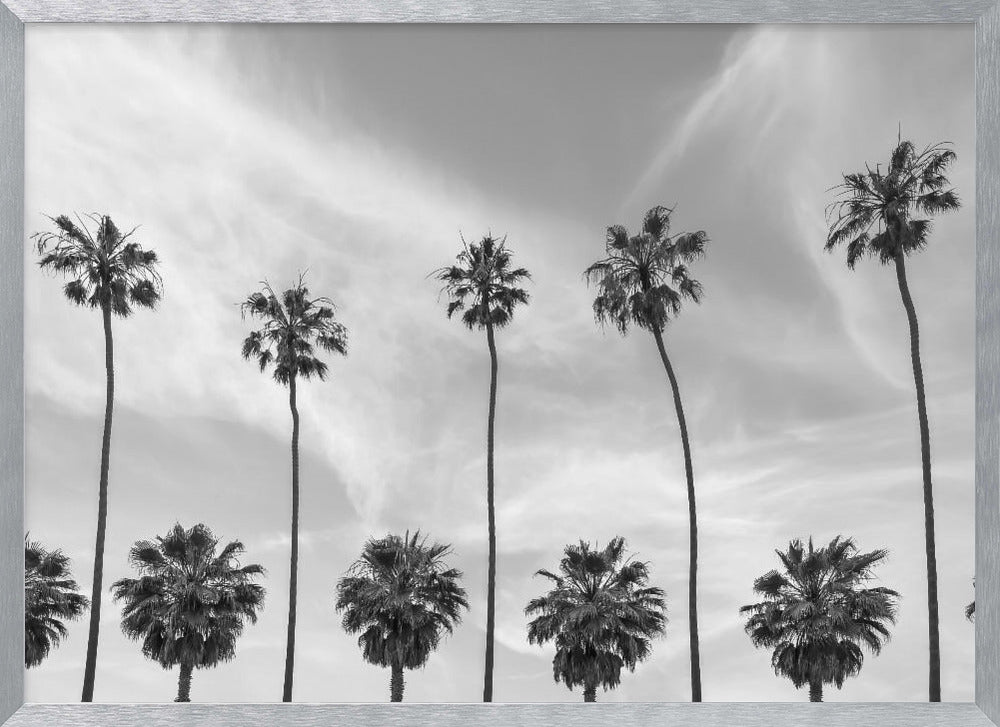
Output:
top-left (33, 213), bottom-right (161, 701)
top-left (525, 537), bottom-right (666, 702)
top-left (111, 523), bottom-right (265, 703)
top-left (740, 536), bottom-right (899, 702)
top-left (584, 205), bottom-right (708, 701)
top-left (241, 273), bottom-right (348, 702)
top-left (335, 532), bottom-right (469, 702)
top-left (24, 538), bottom-right (88, 668)
top-left (433, 234), bottom-right (530, 702)
top-left (826, 137), bottom-right (960, 702)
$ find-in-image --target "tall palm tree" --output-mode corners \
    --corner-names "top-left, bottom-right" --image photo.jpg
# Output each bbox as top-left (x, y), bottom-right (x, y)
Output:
top-left (826, 137), bottom-right (960, 702)
top-left (433, 234), bottom-right (530, 702)
top-left (740, 536), bottom-right (899, 702)
top-left (111, 523), bottom-right (265, 702)
top-left (335, 531), bottom-right (469, 702)
top-left (241, 274), bottom-right (348, 702)
top-left (584, 205), bottom-right (708, 701)
top-left (525, 537), bottom-right (666, 702)
top-left (32, 213), bottom-right (161, 701)
top-left (24, 537), bottom-right (89, 668)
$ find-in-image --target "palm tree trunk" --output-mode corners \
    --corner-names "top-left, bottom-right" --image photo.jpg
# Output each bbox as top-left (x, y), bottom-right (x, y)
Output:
top-left (651, 328), bottom-right (702, 703)
top-left (390, 662), bottom-right (405, 702)
top-left (809, 679), bottom-right (823, 703)
top-left (175, 662), bottom-right (194, 703)
top-left (893, 252), bottom-right (941, 702)
top-left (81, 300), bottom-right (114, 702)
top-left (583, 683), bottom-right (597, 702)
top-left (483, 320), bottom-right (499, 703)
top-left (282, 372), bottom-right (300, 703)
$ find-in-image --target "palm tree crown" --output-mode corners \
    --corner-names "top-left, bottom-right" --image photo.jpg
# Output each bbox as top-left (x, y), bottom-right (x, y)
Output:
top-left (525, 537), bottom-right (666, 701)
top-left (33, 213), bottom-right (162, 314)
top-left (826, 139), bottom-right (960, 267)
top-left (24, 538), bottom-right (89, 668)
top-left (335, 532), bottom-right (469, 701)
top-left (740, 536), bottom-right (899, 700)
top-left (241, 275), bottom-right (348, 385)
top-left (433, 234), bottom-right (530, 330)
top-left (584, 205), bottom-right (707, 334)
top-left (111, 523), bottom-right (265, 697)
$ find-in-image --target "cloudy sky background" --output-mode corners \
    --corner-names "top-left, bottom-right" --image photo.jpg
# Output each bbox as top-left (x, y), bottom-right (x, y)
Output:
top-left (24, 24), bottom-right (975, 703)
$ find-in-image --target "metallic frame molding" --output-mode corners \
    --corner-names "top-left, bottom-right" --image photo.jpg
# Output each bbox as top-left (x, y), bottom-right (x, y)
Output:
top-left (0, 2), bottom-right (996, 726)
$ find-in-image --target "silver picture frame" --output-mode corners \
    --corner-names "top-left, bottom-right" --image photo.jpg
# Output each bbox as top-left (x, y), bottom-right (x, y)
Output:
top-left (1, 2), bottom-right (998, 725)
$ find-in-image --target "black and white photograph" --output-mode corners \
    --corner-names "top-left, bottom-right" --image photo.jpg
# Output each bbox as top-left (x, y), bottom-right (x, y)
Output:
top-left (23, 23), bottom-right (974, 704)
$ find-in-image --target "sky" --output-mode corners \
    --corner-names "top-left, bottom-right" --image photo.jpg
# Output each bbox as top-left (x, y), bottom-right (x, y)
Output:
top-left (23, 24), bottom-right (975, 703)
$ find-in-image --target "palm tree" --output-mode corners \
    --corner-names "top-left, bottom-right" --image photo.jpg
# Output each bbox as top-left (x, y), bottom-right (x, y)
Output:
top-left (241, 274), bottom-right (348, 702)
top-left (966, 579), bottom-right (975, 621)
top-left (433, 234), bottom-right (530, 702)
top-left (583, 205), bottom-right (707, 701)
top-left (525, 537), bottom-right (666, 702)
top-left (24, 537), bottom-right (89, 668)
top-left (111, 523), bottom-right (265, 702)
top-left (335, 531), bottom-right (469, 702)
top-left (740, 536), bottom-right (899, 702)
top-left (32, 213), bottom-right (161, 701)
top-left (826, 137), bottom-right (960, 702)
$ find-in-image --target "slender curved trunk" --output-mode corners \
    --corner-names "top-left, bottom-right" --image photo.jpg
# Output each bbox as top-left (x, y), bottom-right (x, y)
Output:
top-left (893, 253), bottom-right (940, 702)
top-left (175, 662), bottom-right (194, 703)
top-left (651, 328), bottom-right (701, 702)
top-left (583, 682), bottom-right (597, 703)
top-left (390, 662), bottom-right (405, 702)
top-left (81, 300), bottom-right (114, 702)
top-left (282, 372), bottom-right (300, 702)
top-left (483, 321), bottom-right (499, 703)
top-left (809, 679), bottom-right (823, 703)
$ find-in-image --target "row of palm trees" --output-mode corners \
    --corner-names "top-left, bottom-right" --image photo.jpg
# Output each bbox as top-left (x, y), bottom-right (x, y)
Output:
top-left (26, 527), bottom-right (919, 702)
top-left (30, 133), bottom-right (962, 702)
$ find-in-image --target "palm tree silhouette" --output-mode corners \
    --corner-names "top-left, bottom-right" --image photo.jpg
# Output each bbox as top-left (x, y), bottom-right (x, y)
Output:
top-left (826, 136), bottom-right (960, 701)
top-left (433, 234), bottom-right (530, 702)
top-left (584, 205), bottom-right (707, 701)
top-left (525, 537), bottom-right (666, 702)
top-left (740, 536), bottom-right (899, 702)
top-left (33, 213), bottom-right (161, 701)
top-left (241, 274), bottom-right (348, 702)
top-left (111, 523), bottom-right (265, 703)
top-left (24, 537), bottom-right (88, 669)
top-left (335, 531), bottom-right (469, 701)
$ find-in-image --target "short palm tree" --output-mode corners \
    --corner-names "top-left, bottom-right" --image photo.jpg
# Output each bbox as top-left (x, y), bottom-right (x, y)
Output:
top-left (335, 532), bottom-right (469, 702)
top-left (826, 137), bottom-right (960, 702)
top-left (433, 234), bottom-right (530, 702)
top-left (525, 537), bottom-right (666, 702)
top-left (967, 580), bottom-right (975, 621)
top-left (24, 537), bottom-right (89, 668)
top-left (740, 536), bottom-right (899, 702)
top-left (111, 523), bottom-right (265, 703)
top-left (584, 205), bottom-right (707, 701)
top-left (241, 274), bottom-right (348, 702)
top-left (33, 213), bottom-right (161, 701)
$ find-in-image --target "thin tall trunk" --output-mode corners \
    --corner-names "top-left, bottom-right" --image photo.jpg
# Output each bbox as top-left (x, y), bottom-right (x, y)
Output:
top-left (175, 662), bottom-right (194, 703)
top-left (583, 683), bottom-right (597, 703)
top-left (390, 662), bottom-right (405, 702)
top-left (809, 679), bottom-right (823, 703)
top-left (894, 252), bottom-right (941, 702)
top-left (651, 328), bottom-right (701, 702)
top-left (282, 373), bottom-right (300, 702)
top-left (81, 300), bottom-right (114, 702)
top-left (483, 320), bottom-right (499, 703)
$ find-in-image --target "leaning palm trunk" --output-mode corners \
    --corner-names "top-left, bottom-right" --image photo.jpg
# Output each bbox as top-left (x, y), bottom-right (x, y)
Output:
top-left (809, 679), bottom-right (823, 703)
top-left (893, 252), bottom-right (941, 702)
top-left (282, 372), bottom-right (301, 703)
top-left (390, 662), bottom-right (405, 702)
top-left (483, 320), bottom-right (499, 703)
top-left (175, 662), bottom-right (194, 702)
top-left (652, 328), bottom-right (701, 702)
top-left (81, 299), bottom-right (115, 702)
